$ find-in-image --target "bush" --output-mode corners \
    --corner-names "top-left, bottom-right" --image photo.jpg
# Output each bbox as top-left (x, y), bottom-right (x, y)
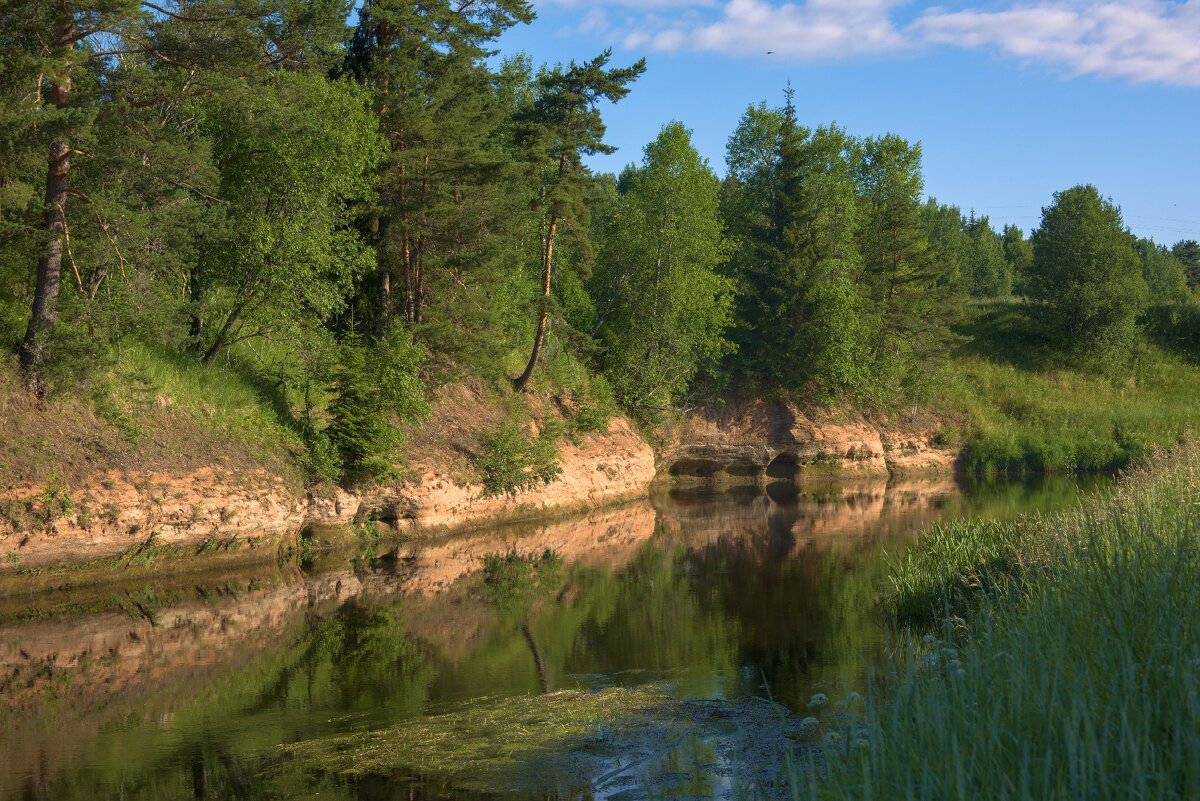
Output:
top-left (325, 325), bottom-right (428, 486)
top-left (568, 375), bottom-right (617, 436)
top-left (475, 423), bottom-right (563, 498)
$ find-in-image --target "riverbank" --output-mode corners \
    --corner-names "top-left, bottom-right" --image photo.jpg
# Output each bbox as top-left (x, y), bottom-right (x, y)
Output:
top-left (799, 441), bottom-right (1200, 800)
top-left (0, 473), bottom-right (1095, 800)
top-left (3, 301), bottom-right (1200, 575)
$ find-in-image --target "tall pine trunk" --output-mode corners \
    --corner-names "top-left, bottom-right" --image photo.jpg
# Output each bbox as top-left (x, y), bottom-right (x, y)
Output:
top-left (514, 149), bottom-right (568, 392)
top-left (19, 4), bottom-right (73, 396)
top-left (513, 211), bottom-right (557, 391)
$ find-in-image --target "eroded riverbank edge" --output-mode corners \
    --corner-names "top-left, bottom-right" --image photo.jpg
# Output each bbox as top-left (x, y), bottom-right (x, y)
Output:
top-left (0, 394), bottom-right (956, 581)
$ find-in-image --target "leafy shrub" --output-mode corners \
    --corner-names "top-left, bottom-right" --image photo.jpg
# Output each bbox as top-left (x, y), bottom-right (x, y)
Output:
top-left (301, 425), bottom-right (343, 484)
top-left (1143, 301), bottom-right (1200, 363)
top-left (35, 470), bottom-right (73, 526)
top-left (475, 423), bottom-right (563, 498)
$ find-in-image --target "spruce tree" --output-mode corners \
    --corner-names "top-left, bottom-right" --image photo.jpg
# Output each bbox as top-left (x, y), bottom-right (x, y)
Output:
top-left (856, 134), bottom-right (961, 397)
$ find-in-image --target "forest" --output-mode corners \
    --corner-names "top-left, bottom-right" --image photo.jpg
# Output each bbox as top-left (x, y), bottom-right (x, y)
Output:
top-left (3, 0), bottom-right (1200, 488)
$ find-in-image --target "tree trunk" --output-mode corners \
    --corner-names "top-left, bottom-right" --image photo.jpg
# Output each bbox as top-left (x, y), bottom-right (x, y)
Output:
top-left (371, 214), bottom-right (392, 332)
top-left (18, 6), bottom-right (73, 397)
top-left (413, 236), bottom-right (424, 324)
top-left (513, 211), bottom-right (557, 392)
top-left (200, 298), bottom-right (247, 365)
top-left (402, 231), bottom-right (415, 323)
top-left (515, 148), bottom-right (569, 392)
top-left (187, 265), bottom-right (205, 352)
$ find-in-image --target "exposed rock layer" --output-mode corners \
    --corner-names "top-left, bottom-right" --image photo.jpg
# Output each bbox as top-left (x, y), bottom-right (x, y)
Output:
top-left (0, 399), bottom-right (951, 571)
top-left (657, 398), bottom-right (955, 480)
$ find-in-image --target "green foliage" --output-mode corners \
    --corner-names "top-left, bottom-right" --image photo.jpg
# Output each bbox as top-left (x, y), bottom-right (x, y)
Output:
top-left (196, 71), bottom-right (384, 363)
top-left (922, 198), bottom-right (969, 292)
top-left (475, 422), bottom-right (563, 498)
top-left (1173, 239), bottom-right (1200, 288)
top-left (1002, 223), bottom-right (1034, 295)
top-left (566, 373), bottom-right (618, 436)
top-left (36, 470), bottom-right (74, 525)
top-left (963, 214), bottom-right (1011, 297)
top-left (592, 122), bottom-right (734, 418)
top-left (480, 547), bottom-right (564, 611)
top-left (1138, 237), bottom-right (1191, 303)
top-left (326, 325), bottom-right (428, 485)
top-left (940, 302), bottom-right (1200, 476)
top-left (1029, 185), bottom-right (1148, 366)
top-left (855, 133), bottom-right (963, 401)
top-left (342, 0), bottom-right (535, 331)
top-left (722, 94), bottom-right (965, 406)
top-left (1144, 300), bottom-right (1200, 362)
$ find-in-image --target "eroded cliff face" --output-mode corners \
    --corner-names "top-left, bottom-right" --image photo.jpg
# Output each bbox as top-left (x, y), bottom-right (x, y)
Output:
top-left (0, 415), bottom-right (656, 571)
top-left (0, 467), bottom-right (305, 569)
top-left (338, 416), bottom-right (657, 533)
top-left (0, 390), bottom-right (957, 572)
top-left (657, 398), bottom-right (956, 481)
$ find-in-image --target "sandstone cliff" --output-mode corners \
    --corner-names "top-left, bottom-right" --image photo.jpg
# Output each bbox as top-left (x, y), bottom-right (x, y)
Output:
top-left (0, 389), bottom-right (958, 573)
top-left (657, 398), bottom-right (955, 480)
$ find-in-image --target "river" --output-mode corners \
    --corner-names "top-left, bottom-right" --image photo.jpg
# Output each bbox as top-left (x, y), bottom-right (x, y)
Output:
top-left (0, 473), bottom-right (1100, 800)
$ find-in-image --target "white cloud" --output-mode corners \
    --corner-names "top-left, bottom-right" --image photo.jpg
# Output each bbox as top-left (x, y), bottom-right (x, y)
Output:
top-left (914, 1), bottom-right (1200, 85)
top-left (551, 0), bottom-right (1200, 86)
top-left (631, 0), bottom-right (912, 59)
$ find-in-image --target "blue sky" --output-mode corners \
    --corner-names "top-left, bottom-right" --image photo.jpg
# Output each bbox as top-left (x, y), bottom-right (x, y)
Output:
top-left (494, 1), bottom-right (1200, 244)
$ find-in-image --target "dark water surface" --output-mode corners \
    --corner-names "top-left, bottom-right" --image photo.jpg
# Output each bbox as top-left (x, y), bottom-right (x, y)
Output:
top-left (0, 475), bottom-right (1100, 800)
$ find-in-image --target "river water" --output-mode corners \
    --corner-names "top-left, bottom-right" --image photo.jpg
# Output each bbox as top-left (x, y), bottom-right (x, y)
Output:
top-left (0, 474), bottom-right (1099, 800)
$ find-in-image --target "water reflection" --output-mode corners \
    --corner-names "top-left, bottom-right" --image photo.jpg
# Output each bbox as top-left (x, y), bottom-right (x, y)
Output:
top-left (0, 474), bottom-right (1095, 800)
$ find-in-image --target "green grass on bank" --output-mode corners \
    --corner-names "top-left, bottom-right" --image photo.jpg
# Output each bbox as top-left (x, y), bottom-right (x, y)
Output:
top-left (938, 302), bottom-right (1200, 476)
top-left (797, 442), bottom-right (1200, 800)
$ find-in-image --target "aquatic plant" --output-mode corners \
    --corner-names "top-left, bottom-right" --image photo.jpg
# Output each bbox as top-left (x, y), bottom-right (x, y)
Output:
top-left (276, 684), bottom-right (812, 797)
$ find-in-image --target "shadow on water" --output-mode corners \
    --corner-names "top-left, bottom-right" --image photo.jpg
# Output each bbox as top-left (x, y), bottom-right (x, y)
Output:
top-left (0, 472), bottom-right (1101, 800)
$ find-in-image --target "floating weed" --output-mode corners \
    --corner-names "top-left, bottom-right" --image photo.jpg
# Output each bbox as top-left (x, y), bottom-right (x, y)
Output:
top-left (276, 684), bottom-right (815, 798)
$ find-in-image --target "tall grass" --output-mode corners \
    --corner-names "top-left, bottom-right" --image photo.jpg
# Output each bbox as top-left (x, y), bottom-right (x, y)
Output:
top-left (797, 443), bottom-right (1200, 800)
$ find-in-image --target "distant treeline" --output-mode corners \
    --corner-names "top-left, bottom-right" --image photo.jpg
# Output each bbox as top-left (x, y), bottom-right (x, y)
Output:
top-left (2, 1), bottom-right (1197, 483)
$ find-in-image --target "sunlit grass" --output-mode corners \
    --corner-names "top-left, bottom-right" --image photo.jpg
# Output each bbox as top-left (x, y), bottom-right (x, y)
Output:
top-left (939, 302), bottom-right (1200, 475)
top-left (110, 341), bottom-right (305, 469)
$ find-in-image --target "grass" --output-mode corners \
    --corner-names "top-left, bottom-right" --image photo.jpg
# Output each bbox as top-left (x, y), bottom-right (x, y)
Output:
top-left (938, 302), bottom-right (1200, 476)
top-left (797, 441), bottom-right (1200, 800)
top-left (112, 341), bottom-right (306, 469)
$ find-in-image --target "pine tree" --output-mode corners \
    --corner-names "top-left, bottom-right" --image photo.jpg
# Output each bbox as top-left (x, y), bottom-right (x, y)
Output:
top-left (511, 49), bottom-right (644, 391)
top-left (343, 0), bottom-right (533, 329)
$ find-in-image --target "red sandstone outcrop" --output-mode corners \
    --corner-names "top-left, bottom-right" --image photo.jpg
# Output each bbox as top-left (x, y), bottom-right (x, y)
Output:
top-left (0, 418), bottom-right (657, 570)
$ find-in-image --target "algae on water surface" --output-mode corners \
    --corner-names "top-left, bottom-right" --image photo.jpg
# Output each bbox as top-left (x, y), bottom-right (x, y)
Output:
top-left (277, 683), bottom-right (823, 799)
